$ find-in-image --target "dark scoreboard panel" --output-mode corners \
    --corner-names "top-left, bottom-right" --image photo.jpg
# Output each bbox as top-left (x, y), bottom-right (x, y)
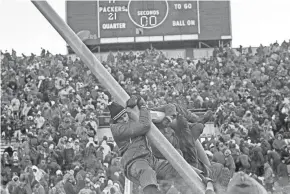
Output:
top-left (66, 0), bottom-right (231, 45)
top-left (98, 0), bottom-right (199, 37)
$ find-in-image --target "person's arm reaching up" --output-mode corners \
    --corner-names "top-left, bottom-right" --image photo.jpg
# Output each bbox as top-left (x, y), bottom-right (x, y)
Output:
top-left (112, 96), bottom-right (151, 142)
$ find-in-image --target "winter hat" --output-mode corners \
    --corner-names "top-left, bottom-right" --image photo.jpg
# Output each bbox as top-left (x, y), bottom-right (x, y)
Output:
top-left (4, 147), bottom-right (14, 157)
top-left (56, 170), bottom-right (63, 175)
top-left (163, 104), bottom-right (177, 117)
top-left (103, 91), bottom-right (112, 102)
top-left (108, 180), bottom-right (113, 186)
top-left (108, 102), bottom-right (126, 121)
top-left (276, 133), bottom-right (283, 139)
top-left (224, 149), bottom-right (231, 156)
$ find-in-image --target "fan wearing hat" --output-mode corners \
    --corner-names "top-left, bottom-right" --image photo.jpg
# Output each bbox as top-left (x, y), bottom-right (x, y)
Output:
top-left (108, 96), bottom-right (155, 194)
top-left (224, 149), bottom-right (235, 177)
top-left (108, 96), bottom-right (205, 194)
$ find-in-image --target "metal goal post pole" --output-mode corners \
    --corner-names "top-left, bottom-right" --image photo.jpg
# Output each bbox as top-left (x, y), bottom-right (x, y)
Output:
top-left (31, 1), bottom-right (205, 193)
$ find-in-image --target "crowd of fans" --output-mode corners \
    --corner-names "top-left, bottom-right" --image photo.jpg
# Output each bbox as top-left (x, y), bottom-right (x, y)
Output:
top-left (199, 42), bottom-right (290, 193)
top-left (1, 49), bottom-right (124, 194)
top-left (1, 39), bottom-right (290, 194)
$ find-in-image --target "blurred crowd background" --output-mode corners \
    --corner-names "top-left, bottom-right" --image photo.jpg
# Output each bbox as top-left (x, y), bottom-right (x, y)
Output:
top-left (1, 40), bottom-right (290, 194)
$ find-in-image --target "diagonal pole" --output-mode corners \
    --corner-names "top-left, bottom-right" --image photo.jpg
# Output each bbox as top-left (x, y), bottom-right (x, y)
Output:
top-left (31, 1), bottom-right (205, 193)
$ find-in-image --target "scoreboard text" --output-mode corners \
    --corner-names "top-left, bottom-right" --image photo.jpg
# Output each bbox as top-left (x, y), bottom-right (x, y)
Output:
top-left (67, 0), bottom-right (231, 44)
top-left (98, 0), bottom-right (199, 38)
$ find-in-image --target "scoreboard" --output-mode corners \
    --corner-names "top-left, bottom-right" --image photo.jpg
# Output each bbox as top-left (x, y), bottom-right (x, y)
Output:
top-left (98, 0), bottom-right (199, 38)
top-left (66, 0), bottom-right (232, 45)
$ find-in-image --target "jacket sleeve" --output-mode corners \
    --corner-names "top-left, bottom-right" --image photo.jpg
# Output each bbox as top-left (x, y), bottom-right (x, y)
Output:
top-left (176, 114), bottom-right (189, 131)
top-left (175, 104), bottom-right (199, 123)
top-left (112, 107), bottom-right (151, 142)
top-left (151, 103), bottom-right (177, 117)
top-left (175, 114), bottom-right (196, 143)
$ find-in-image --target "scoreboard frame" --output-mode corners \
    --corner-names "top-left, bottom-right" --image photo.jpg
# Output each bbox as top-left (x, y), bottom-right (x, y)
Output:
top-left (66, 0), bottom-right (232, 53)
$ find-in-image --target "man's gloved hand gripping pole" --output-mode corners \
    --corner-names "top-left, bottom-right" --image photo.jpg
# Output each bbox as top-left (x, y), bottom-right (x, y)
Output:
top-left (126, 95), bottom-right (146, 109)
top-left (31, 1), bottom-right (205, 193)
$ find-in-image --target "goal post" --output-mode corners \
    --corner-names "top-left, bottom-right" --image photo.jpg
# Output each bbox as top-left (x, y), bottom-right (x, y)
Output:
top-left (31, 1), bottom-right (207, 193)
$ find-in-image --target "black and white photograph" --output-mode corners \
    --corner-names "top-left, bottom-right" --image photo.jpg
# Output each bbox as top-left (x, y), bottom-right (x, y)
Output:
top-left (0, 0), bottom-right (290, 194)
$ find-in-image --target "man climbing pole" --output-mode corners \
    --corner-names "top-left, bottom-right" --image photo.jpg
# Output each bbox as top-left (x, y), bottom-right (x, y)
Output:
top-left (151, 103), bottom-right (213, 175)
top-left (108, 95), bottom-right (213, 194)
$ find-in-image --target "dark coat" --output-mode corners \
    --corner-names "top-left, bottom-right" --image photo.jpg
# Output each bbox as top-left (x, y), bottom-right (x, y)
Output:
top-left (236, 154), bottom-right (251, 169)
top-left (174, 114), bottom-right (199, 168)
top-left (151, 103), bottom-right (208, 173)
top-left (250, 147), bottom-right (264, 167)
top-left (63, 147), bottom-right (74, 163)
top-left (213, 151), bottom-right (226, 166)
top-left (63, 181), bottom-right (77, 194)
top-left (151, 123), bottom-right (180, 159)
top-left (261, 140), bottom-right (272, 155)
top-left (152, 103), bottom-right (204, 139)
top-left (110, 107), bottom-right (151, 175)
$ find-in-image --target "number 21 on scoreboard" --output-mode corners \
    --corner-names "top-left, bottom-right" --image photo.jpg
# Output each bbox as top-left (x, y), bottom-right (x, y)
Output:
top-left (108, 13), bottom-right (117, 20)
top-left (108, 0), bottom-right (116, 20)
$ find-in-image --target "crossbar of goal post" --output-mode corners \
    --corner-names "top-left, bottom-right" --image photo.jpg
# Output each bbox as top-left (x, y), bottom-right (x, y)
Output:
top-left (31, 1), bottom-right (206, 194)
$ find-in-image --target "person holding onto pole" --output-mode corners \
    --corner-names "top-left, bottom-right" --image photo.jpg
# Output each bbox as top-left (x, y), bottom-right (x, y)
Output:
top-left (151, 103), bottom-right (213, 173)
top-left (108, 95), bottom-right (212, 194)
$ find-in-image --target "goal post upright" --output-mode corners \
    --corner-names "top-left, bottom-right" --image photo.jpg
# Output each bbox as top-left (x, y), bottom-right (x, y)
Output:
top-left (31, 1), bottom-right (207, 193)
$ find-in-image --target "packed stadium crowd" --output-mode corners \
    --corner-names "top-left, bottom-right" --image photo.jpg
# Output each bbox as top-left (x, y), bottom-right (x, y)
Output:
top-left (1, 39), bottom-right (290, 194)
